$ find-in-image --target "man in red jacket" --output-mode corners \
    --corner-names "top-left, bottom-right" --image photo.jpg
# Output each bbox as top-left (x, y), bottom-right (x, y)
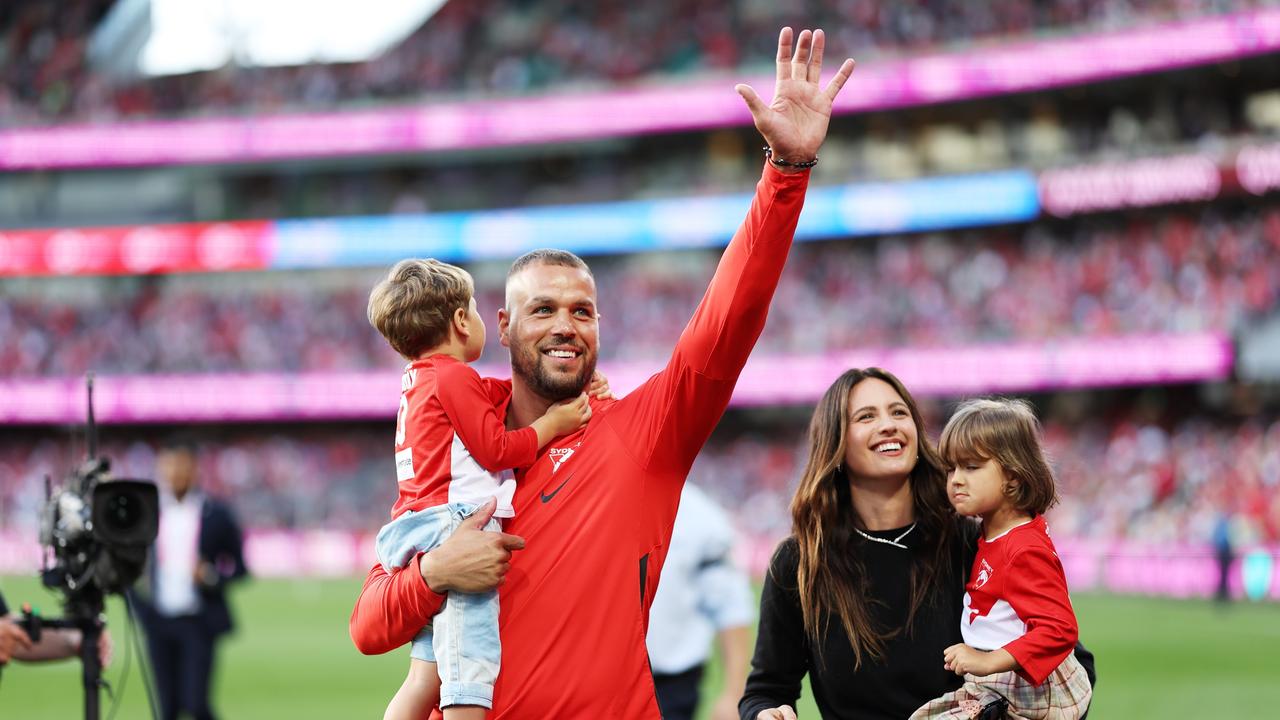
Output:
top-left (351, 26), bottom-right (856, 719)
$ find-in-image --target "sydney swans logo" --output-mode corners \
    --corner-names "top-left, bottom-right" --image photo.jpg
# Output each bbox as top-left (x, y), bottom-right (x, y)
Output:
top-left (974, 559), bottom-right (994, 589)
top-left (548, 447), bottom-right (575, 473)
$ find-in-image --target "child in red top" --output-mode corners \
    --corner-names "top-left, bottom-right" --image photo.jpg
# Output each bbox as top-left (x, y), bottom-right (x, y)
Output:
top-left (367, 259), bottom-right (590, 720)
top-left (912, 399), bottom-right (1092, 720)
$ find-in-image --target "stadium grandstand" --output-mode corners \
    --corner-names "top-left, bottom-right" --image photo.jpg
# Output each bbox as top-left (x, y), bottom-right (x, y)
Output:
top-left (2, 2), bottom-right (1279, 716)
top-left (3, 0), bottom-right (1279, 578)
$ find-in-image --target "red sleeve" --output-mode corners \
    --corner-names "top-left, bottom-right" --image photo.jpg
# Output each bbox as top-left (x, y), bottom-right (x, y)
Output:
top-left (480, 376), bottom-right (513, 405)
top-left (606, 163), bottom-right (809, 475)
top-left (1002, 546), bottom-right (1079, 685)
top-left (437, 362), bottom-right (538, 472)
top-left (349, 555), bottom-right (446, 655)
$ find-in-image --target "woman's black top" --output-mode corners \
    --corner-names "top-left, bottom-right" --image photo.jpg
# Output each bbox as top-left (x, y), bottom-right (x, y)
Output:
top-left (739, 518), bottom-right (977, 720)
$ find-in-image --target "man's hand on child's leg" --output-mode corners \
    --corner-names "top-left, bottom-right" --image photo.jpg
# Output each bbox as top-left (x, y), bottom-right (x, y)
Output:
top-left (420, 498), bottom-right (525, 594)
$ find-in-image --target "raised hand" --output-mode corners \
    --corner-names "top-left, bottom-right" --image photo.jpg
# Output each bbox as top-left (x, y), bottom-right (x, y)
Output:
top-left (736, 28), bottom-right (855, 170)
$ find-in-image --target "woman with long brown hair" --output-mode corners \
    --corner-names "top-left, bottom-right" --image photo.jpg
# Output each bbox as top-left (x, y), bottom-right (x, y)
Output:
top-left (738, 368), bottom-right (1092, 720)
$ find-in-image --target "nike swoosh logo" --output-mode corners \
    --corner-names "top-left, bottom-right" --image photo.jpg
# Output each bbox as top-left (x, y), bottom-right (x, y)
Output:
top-left (540, 473), bottom-right (574, 503)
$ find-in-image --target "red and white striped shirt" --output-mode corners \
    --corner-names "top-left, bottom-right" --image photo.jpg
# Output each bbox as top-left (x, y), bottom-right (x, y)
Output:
top-left (962, 515), bottom-right (1079, 686)
top-left (391, 354), bottom-right (538, 520)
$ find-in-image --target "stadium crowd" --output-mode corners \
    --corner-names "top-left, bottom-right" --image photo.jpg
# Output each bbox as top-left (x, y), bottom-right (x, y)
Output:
top-left (213, 74), bottom-right (1280, 219)
top-left (2, 403), bottom-right (1276, 548)
top-left (696, 407), bottom-right (1280, 549)
top-left (3, 203), bottom-right (1277, 376)
top-left (0, 0), bottom-right (1265, 126)
top-left (0, 427), bottom-right (389, 534)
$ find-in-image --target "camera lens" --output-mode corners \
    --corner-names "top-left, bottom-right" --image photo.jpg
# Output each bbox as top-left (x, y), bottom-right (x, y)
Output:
top-left (92, 480), bottom-right (159, 546)
top-left (102, 493), bottom-right (141, 532)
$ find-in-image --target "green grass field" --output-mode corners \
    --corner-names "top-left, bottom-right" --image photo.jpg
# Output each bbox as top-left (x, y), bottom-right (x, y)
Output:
top-left (3, 575), bottom-right (1278, 718)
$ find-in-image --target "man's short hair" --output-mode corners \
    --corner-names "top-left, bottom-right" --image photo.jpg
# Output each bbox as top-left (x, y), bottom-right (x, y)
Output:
top-left (368, 259), bottom-right (474, 360)
top-left (507, 249), bottom-right (592, 280)
top-left (505, 249), bottom-right (593, 309)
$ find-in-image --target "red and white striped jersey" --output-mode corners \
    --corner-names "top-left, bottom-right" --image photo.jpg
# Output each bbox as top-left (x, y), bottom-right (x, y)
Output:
top-left (390, 354), bottom-right (538, 520)
top-left (961, 514), bottom-right (1079, 685)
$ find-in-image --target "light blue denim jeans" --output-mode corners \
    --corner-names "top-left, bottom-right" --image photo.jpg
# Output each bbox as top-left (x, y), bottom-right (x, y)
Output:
top-left (375, 502), bottom-right (501, 709)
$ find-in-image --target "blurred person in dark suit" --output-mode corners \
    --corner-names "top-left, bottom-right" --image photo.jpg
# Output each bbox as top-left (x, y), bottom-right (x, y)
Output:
top-left (1212, 511), bottom-right (1236, 604)
top-left (130, 438), bottom-right (247, 720)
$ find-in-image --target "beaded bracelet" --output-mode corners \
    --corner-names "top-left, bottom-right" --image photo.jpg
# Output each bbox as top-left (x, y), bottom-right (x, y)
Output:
top-left (763, 145), bottom-right (819, 169)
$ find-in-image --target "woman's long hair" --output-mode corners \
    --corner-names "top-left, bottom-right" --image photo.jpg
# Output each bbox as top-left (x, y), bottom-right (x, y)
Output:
top-left (789, 367), bottom-right (956, 668)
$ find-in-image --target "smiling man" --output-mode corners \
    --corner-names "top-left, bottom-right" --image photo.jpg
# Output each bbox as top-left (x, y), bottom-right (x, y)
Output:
top-left (350, 27), bottom-right (856, 719)
top-left (501, 250), bottom-right (601, 403)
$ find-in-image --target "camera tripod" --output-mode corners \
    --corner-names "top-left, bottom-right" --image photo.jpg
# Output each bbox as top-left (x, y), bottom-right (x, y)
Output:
top-left (17, 585), bottom-right (111, 720)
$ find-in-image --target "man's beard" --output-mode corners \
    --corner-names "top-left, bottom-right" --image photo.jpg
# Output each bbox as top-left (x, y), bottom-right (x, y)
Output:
top-left (510, 335), bottom-right (596, 402)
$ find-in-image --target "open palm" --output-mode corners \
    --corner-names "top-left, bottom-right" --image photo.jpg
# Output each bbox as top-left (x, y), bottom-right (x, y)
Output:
top-left (737, 28), bottom-right (855, 165)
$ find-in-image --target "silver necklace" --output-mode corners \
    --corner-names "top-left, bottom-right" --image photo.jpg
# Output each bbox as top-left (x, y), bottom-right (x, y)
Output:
top-left (855, 522), bottom-right (917, 550)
